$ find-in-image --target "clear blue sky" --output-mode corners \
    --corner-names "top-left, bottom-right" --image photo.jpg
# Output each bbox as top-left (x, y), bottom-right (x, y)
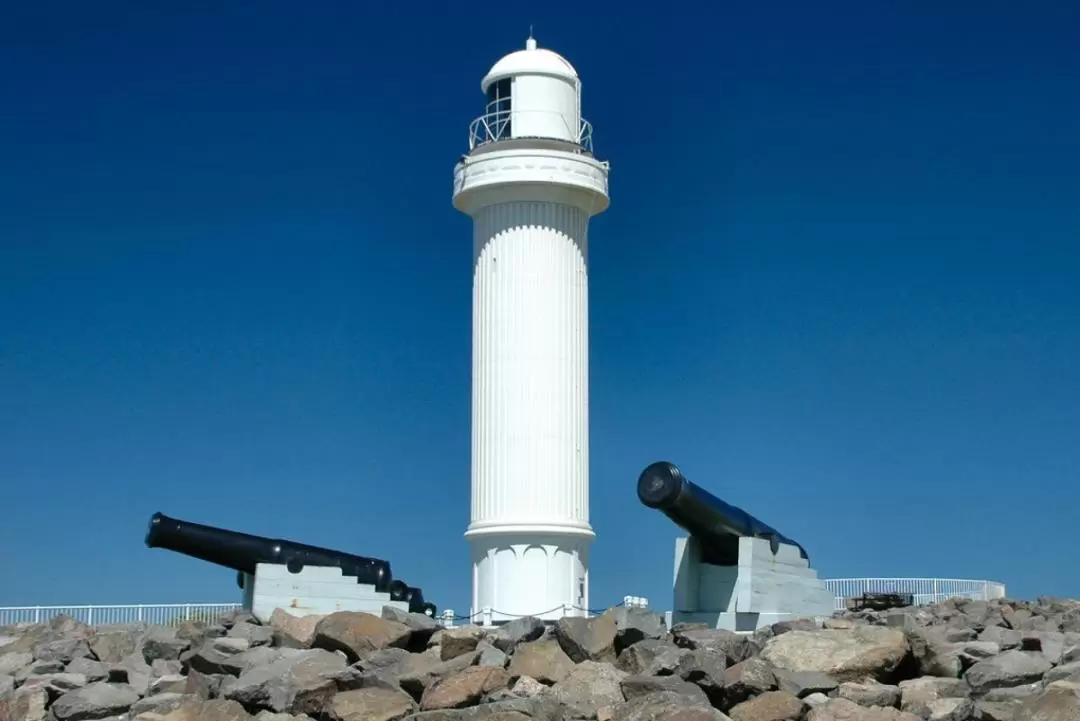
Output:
top-left (2, 1), bottom-right (1077, 613)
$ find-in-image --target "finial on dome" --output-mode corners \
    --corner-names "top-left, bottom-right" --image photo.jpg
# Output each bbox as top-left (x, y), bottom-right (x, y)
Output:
top-left (526, 27), bottom-right (536, 51)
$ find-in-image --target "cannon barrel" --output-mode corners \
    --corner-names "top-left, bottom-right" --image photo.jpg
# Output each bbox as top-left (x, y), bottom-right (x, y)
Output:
top-left (388, 579), bottom-right (438, 617)
top-left (637, 461), bottom-right (809, 563)
top-left (146, 511), bottom-right (392, 593)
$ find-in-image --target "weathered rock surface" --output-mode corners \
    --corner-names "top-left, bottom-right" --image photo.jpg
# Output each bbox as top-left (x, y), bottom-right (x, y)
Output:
top-left (761, 626), bottom-right (908, 682)
top-left (7, 596), bottom-right (1080, 721)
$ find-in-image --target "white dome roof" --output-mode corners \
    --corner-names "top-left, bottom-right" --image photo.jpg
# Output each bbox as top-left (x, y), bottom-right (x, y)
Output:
top-left (481, 38), bottom-right (578, 92)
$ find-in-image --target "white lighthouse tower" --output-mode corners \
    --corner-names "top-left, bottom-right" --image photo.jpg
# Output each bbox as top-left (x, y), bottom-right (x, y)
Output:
top-left (452, 36), bottom-right (610, 623)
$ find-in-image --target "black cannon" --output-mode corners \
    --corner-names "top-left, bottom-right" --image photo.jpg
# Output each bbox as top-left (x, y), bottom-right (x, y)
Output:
top-left (637, 461), bottom-right (809, 565)
top-left (145, 512), bottom-right (436, 616)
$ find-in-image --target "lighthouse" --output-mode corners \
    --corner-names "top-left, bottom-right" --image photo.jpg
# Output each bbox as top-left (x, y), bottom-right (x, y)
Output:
top-left (452, 36), bottom-right (610, 623)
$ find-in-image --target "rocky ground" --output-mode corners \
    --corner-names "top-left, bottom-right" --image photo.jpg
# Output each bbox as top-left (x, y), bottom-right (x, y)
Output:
top-left (3, 597), bottom-right (1080, 721)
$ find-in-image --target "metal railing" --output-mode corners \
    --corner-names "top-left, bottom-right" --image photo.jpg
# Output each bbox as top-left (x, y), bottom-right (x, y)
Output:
top-left (824, 578), bottom-right (1007, 611)
top-left (468, 108), bottom-right (593, 152)
top-left (0, 603), bottom-right (241, 628)
top-left (2, 582), bottom-right (1010, 629)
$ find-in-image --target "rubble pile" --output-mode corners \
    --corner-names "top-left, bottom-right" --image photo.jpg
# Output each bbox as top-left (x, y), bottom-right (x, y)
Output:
top-left (3, 595), bottom-right (1080, 720)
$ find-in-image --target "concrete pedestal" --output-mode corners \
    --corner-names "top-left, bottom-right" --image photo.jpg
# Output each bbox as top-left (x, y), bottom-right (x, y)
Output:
top-left (669, 536), bottom-right (835, 633)
top-left (241, 563), bottom-right (410, 622)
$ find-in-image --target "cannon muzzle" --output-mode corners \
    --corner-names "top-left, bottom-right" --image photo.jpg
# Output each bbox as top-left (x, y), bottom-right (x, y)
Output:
top-left (146, 511), bottom-right (392, 592)
top-left (388, 579), bottom-right (438, 617)
top-left (637, 461), bottom-right (808, 564)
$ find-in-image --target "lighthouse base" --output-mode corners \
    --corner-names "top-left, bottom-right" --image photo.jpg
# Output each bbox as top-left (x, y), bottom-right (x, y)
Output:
top-left (465, 526), bottom-right (593, 626)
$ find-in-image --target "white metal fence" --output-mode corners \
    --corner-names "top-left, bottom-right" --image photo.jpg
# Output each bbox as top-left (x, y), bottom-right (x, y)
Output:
top-left (0, 604), bottom-right (241, 628)
top-left (0, 580), bottom-right (1007, 628)
top-left (824, 578), bottom-right (1007, 611)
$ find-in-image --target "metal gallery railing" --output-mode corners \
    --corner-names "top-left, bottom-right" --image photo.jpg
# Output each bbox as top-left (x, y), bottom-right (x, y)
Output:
top-left (824, 577), bottom-right (1007, 611)
top-left (468, 108), bottom-right (593, 152)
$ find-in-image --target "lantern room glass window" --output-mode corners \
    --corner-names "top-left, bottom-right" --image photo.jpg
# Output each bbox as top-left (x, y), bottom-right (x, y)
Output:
top-left (485, 78), bottom-right (512, 141)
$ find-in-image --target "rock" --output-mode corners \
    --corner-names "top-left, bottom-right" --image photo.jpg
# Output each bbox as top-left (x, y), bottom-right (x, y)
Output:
top-left (14, 660), bottom-right (64, 683)
top-left (548, 660), bottom-right (627, 719)
top-left (770, 669), bottom-right (838, 698)
top-left (227, 623), bottom-right (275, 648)
top-left (616, 639), bottom-right (689, 676)
top-left (673, 628), bottom-right (750, 665)
top-left (268, 610), bottom-right (323, 649)
top-left (109, 652), bottom-right (153, 696)
top-left (728, 690), bottom-right (805, 721)
top-left (186, 644), bottom-right (287, 677)
top-left (619, 674), bottom-right (709, 704)
top-left (212, 637), bottom-right (252, 656)
top-left (609, 690), bottom-right (733, 721)
top-left (150, 674), bottom-right (189, 695)
top-left (329, 686), bottom-right (418, 721)
top-left (978, 627), bottom-right (1023, 650)
top-left (983, 683), bottom-right (1042, 701)
top-left (0, 651), bottom-right (33, 676)
top-left (964, 650), bottom-right (1053, 694)
top-left (508, 676), bottom-right (545, 698)
top-left (836, 680), bottom-right (900, 707)
top-left (33, 637), bottom-right (93, 665)
top-left (67, 658), bottom-right (111, 683)
top-left (142, 629), bottom-right (191, 664)
top-left (420, 666), bottom-right (510, 710)
top-left (184, 668), bottom-right (225, 699)
top-left (50, 682), bottom-right (141, 721)
top-left (602, 608), bottom-right (666, 654)
top-left (506, 639), bottom-right (574, 685)
top-left (723, 658), bottom-right (777, 706)
top-left (0, 674), bottom-right (14, 695)
top-left (761, 626), bottom-right (909, 682)
top-left (805, 697), bottom-right (922, 720)
top-left (974, 699), bottom-right (1024, 721)
top-left (130, 693), bottom-right (197, 716)
top-left (0, 685), bottom-right (49, 721)
top-left (475, 641), bottom-right (508, 669)
top-left (1046, 660), bottom-right (1080, 684)
top-left (554, 616), bottom-right (617, 664)
top-left (21, 672), bottom-right (89, 692)
top-left (1016, 680), bottom-right (1080, 720)
top-left (219, 648), bottom-right (347, 714)
top-left (498, 617), bottom-right (545, 653)
top-left (924, 697), bottom-right (975, 720)
top-left (897, 677), bottom-right (969, 717)
top-left (382, 607), bottom-right (438, 638)
top-left (440, 627), bottom-right (486, 662)
top-left (398, 650), bottom-right (480, 699)
top-left (161, 698), bottom-right (255, 721)
top-left (312, 612), bottom-right (412, 662)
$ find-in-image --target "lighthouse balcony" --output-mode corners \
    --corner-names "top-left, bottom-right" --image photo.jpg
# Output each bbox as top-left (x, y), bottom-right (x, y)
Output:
top-left (468, 108), bottom-right (594, 154)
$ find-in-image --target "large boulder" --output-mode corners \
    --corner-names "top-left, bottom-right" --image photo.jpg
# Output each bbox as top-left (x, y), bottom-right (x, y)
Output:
top-left (311, 612), bottom-right (412, 662)
top-left (761, 626), bottom-right (910, 682)
top-left (219, 648), bottom-right (347, 714)
top-left (49, 682), bottom-right (141, 721)
top-left (554, 616), bottom-right (617, 664)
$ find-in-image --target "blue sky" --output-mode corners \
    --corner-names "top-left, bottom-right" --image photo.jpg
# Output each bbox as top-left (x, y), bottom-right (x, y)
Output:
top-left (2, 1), bottom-right (1077, 614)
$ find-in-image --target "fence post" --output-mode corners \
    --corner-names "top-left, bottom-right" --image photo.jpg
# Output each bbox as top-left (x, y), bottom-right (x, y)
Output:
top-left (137, 605), bottom-right (143, 622)
top-left (88, 606), bottom-right (94, 626)
top-left (34, 606), bottom-right (41, 624)
top-left (184, 604), bottom-right (191, 621)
